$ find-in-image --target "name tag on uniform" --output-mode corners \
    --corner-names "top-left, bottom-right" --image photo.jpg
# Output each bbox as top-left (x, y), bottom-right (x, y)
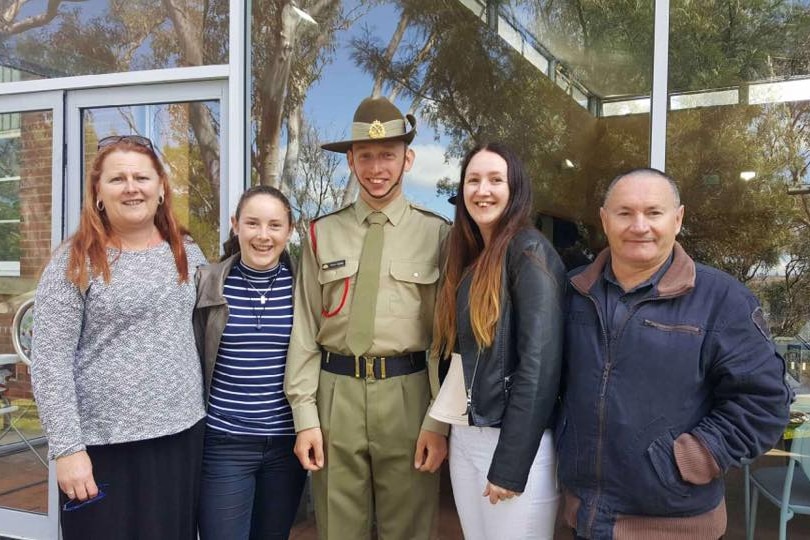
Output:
top-left (322, 260), bottom-right (346, 270)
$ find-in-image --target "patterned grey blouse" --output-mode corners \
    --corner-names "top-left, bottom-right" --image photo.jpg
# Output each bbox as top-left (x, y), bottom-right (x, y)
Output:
top-left (31, 240), bottom-right (208, 459)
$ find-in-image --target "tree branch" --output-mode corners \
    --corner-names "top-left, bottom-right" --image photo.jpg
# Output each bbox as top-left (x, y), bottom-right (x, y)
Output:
top-left (373, 10), bottom-right (410, 97)
top-left (1, 0), bottom-right (73, 35)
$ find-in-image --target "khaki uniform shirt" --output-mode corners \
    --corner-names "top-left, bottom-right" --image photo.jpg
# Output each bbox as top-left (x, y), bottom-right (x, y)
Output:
top-left (284, 194), bottom-right (450, 434)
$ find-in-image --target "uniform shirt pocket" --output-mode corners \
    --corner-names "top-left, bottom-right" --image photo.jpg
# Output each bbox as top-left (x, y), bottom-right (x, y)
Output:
top-left (317, 259), bottom-right (358, 318)
top-left (388, 260), bottom-right (439, 318)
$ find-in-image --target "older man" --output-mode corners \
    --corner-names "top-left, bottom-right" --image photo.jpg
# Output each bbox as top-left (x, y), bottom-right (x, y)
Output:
top-left (557, 168), bottom-right (790, 539)
top-left (284, 96), bottom-right (450, 540)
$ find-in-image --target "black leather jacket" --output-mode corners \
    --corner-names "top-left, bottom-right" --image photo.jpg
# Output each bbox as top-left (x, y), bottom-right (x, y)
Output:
top-left (455, 227), bottom-right (565, 492)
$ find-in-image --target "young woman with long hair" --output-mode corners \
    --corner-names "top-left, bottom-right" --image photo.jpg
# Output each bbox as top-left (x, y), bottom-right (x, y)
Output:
top-left (432, 142), bottom-right (566, 539)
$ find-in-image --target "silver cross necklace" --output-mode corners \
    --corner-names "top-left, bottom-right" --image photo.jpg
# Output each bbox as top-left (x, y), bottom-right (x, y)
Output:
top-left (235, 262), bottom-right (281, 329)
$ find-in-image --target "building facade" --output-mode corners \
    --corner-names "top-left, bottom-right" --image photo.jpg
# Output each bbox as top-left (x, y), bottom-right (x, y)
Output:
top-left (1, 1), bottom-right (810, 537)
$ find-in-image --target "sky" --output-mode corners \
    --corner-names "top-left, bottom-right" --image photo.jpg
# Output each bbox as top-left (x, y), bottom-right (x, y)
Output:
top-left (304, 1), bottom-right (458, 220)
top-left (11, 0), bottom-right (461, 217)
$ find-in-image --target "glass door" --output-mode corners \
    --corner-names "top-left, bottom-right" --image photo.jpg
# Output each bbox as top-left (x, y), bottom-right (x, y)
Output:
top-left (0, 80), bottom-right (227, 540)
top-left (66, 81), bottom-right (229, 260)
top-left (0, 91), bottom-right (62, 540)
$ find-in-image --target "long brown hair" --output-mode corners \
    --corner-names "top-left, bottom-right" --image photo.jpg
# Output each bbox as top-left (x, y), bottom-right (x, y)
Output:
top-left (432, 142), bottom-right (533, 353)
top-left (66, 139), bottom-right (190, 290)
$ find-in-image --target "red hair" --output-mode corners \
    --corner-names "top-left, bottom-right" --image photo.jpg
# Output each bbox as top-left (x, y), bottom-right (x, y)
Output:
top-left (66, 141), bottom-right (191, 290)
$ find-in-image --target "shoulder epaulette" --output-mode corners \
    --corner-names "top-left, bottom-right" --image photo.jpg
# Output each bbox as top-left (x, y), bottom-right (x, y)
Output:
top-left (308, 202), bottom-right (354, 257)
top-left (409, 202), bottom-right (451, 224)
top-left (310, 202), bottom-right (353, 223)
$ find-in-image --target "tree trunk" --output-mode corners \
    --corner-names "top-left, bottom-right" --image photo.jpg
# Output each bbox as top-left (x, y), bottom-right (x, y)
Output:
top-left (0, 0), bottom-right (67, 35)
top-left (281, 93), bottom-right (303, 195)
top-left (372, 11), bottom-right (410, 97)
top-left (257, 2), bottom-right (300, 187)
top-left (163, 0), bottom-right (220, 194)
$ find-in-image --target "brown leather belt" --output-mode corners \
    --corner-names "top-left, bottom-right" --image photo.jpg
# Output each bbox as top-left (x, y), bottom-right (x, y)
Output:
top-left (320, 350), bottom-right (426, 380)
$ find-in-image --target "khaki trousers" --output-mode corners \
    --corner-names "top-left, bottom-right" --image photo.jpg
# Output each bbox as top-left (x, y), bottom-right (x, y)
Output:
top-left (313, 369), bottom-right (440, 540)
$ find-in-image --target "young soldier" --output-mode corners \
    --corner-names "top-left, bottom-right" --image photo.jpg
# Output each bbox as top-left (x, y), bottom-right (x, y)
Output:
top-left (284, 96), bottom-right (450, 540)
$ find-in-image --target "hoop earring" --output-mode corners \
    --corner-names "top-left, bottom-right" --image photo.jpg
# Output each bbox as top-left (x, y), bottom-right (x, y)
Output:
top-left (158, 194), bottom-right (165, 205)
top-left (96, 199), bottom-right (105, 212)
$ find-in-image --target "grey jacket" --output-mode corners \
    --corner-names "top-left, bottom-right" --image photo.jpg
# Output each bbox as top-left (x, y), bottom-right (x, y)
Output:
top-left (193, 251), bottom-right (297, 399)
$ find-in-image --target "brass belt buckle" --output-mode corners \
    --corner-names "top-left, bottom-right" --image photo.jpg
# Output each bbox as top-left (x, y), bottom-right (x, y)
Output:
top-left (364, 356), bottom-right (375, 380)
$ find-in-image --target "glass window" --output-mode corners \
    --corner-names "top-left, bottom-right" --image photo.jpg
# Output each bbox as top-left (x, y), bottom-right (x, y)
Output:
top-left (0, 109), bottom-right (51, 515)
top-left (0, 132), bottom-right (21, 277)
top-left (249, 0), bottom-right (654, 264)
top-left (0, 0), bottom-right (228, 81)
top-left (81, 100), bottom-right (221, 260)
top-left (667, 1), bottom-right (810, 390)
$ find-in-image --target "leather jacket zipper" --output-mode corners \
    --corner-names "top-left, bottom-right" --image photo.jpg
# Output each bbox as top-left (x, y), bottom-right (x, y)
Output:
top-left (466, 349), bottom-right (482, 418)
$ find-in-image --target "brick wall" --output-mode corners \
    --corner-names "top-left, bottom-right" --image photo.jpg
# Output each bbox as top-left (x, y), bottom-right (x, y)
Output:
top-left (0, 110), bottom-right (52, 400)
top-left (19, 110), bottom-right (53, 277)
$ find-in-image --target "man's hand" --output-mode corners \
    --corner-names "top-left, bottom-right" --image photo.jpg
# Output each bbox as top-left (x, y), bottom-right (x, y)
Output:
top-left (294, 427), bottom-right (325, 471)
top-left (483, 481), bottom-right (519, 505)
top-left (413, 429), bottom-right (447, 473)
top-left (56, 451), bottom-right (98, 501)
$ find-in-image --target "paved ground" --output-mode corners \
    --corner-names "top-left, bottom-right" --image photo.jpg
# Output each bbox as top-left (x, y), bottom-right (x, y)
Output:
top-left (1, 447), bottom-right (809, 539)
top-left (291, 462), bottom-right (810, 539)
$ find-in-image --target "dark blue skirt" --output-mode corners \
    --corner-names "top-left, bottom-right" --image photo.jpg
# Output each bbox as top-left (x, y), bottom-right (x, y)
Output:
top-left (59, 418), bottom-right (205, 540)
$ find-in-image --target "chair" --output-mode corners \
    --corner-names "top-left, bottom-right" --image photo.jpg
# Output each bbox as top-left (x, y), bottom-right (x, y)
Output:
top-left (747, 421), bottom-right (810, 540)
top-left (0, 298), bottom-right (46, 468)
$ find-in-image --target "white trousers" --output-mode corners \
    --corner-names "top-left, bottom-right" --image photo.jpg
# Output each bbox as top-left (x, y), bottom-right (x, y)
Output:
top-left (449, 426), bottom-right (559, 540)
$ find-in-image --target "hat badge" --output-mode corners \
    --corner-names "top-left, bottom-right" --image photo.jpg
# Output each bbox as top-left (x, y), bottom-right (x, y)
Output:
top-left (368, 120), bottom-right (386, 139)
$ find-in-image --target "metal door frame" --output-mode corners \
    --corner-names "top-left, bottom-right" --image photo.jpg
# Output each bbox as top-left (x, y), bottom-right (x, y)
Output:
top-left (0, 90), bottom-right (62, 540)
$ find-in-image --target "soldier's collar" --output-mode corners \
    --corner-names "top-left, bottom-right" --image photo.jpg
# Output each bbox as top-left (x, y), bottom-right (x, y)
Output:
top-left (354, 193), bottom-right (407, 226)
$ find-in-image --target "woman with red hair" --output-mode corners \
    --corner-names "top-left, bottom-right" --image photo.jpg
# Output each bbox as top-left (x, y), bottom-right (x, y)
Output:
top-left (31, 135), bottom-right (208, 539)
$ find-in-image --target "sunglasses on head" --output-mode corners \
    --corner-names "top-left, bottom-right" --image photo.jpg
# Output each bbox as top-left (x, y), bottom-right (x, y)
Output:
top-left (97, 135), bottom-right (154, 152)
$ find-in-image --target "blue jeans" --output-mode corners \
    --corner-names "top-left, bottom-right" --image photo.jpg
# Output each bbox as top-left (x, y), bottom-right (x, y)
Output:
top-left (198, 427), bottom-right (307, 540)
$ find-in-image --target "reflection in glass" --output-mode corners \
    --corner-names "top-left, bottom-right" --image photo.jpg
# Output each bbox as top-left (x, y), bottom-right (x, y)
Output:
top-left (501, 1), bottom-right (654, 98)
top-left (0, 0), bottom-right (228, 81)
top-left (0, 109), bottom-right (51, 515)
top-left (250, 0), bottom-right (653, 263)
top-left (81, 101), bottom-right (221, 260)
top-left (667, 2), bottom-right (810, 354)
top-left (0, 223), bottom-right (20, 266)
top-left (669, 0), bottom-right (810, 94)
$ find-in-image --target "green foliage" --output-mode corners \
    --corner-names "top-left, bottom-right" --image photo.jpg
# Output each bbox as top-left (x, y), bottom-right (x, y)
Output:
top-left (759, 223), bottom-right (810, 337)
top-left (353, 0), bottom-right (810, 332)
top-left (668, 0), bottom-right (810, 92)
top-left (435, 176), bottom-right (457, 200)
top-left (0, 224), bottom-right (20, 261)
top-left (9, 0), bottom-right (227, 76)
top-left (164, 140), bottom-right (220, 261)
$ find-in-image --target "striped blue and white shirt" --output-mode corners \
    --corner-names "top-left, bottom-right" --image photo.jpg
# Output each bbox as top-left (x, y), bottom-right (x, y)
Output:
top-left (206, 260), bottom-right (295, 436)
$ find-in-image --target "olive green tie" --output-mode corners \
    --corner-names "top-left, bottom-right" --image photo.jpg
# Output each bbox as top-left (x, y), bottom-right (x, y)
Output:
top-left (346, 211), bottom-right (387, 357)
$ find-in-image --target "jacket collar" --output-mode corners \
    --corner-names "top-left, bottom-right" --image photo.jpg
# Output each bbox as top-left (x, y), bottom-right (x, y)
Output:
top-left (195, 253), bottom-right (239, 308)
top-left (571, 242), bottom-right (696, 298)
top-left (195, 251), bottom-right (297, 309)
